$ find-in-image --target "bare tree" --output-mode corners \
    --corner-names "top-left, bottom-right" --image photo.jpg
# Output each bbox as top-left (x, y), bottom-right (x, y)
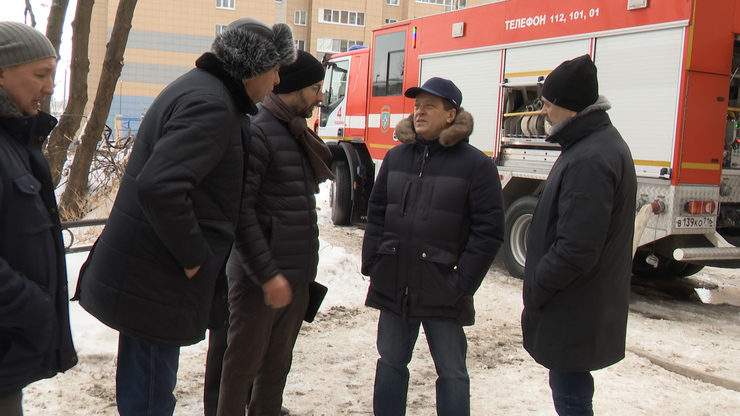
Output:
top-left (24, 0), bottom-right (37, 27)
top-left (59, 0), bottom-right (139, 219)
top-left (41, 0), bottom-right (71, 114)
top-left (45, 0), bottom-right (94, 186)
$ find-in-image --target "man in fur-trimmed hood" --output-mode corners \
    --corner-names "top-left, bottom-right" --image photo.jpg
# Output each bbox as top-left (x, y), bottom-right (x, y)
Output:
top-left (75, 18), bottom-right (295, 416)
top-left (361, 77), bottom-right (505, 416)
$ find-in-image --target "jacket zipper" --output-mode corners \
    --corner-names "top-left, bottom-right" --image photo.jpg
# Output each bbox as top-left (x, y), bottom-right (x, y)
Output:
top-left (419, 145), bottom-right (430, 177)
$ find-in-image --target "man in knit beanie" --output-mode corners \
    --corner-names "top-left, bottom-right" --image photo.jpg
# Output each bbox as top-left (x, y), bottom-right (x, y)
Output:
top-left (217, 50), bottom-right (332, 416)
top-left (522, 54), bottom-right (637, 416)
top-left (74, 18), bottom-right (295, 416)
top-left (0, 22), bottom-right (77, 416)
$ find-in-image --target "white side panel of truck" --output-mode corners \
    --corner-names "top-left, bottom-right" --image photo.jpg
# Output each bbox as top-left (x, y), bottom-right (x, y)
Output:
top-left (418, 49), bottom-right (503, 155)
top-left (594, 27), bottom-right (685, 178)
top-left (504, 39), bottom-right (591, 85)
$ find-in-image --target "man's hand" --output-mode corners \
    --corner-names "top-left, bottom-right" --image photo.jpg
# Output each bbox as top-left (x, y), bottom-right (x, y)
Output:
top-left (184, 265), bottom-right (201, 279)
top-left (262, 274), bottom-right (292, 309)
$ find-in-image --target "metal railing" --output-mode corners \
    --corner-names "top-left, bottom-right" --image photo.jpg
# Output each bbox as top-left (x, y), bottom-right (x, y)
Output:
top-left (61, 218), bottom-right (107, 254)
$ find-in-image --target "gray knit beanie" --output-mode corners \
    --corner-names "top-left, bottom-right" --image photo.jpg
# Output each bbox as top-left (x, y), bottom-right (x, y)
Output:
top-left (0, 21), bottom-right (57, 69)
top-left (212, 18), bottom-right (296, 81)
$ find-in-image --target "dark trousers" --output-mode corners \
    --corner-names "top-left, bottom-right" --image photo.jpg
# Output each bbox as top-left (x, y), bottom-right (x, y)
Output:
top-left (0, 390), bottom-right (22, 416)
top-left (116, 333), bottom-right (180, 416)
top-left (205, 326), bottom-right (229, 416)
top-left (548, 370), bottom-right (594, 416)
top-left (217, 281), bottom-right (309, 416)
top-left (373, 310), bottom-right (470, 416)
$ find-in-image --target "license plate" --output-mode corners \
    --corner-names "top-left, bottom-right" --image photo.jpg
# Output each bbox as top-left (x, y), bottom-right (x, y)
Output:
top-left (675, 216), bottom-right (715, 229)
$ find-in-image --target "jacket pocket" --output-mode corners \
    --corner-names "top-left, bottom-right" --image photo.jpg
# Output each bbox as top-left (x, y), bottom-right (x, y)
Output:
top-left (369, 239), bottom-right (400, 300)
top-left (11, 173), bottom-right (53, 234)
top-left (417, 246), bottom-right (463, 307)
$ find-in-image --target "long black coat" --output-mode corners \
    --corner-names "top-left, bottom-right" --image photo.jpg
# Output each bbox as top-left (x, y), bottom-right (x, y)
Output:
top-left (226, 105), bottom-right (320, 287)
top-left (362, 110), bottom-right (505, 325)
top-left (522, 98), bottom-right (637, 372)
top-left (0, 94), bottom-right (77, 393)
top-left (77, 54), bottom-right (255, 346)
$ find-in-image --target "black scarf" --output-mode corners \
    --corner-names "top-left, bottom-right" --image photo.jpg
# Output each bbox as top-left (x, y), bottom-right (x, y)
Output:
top-left (261, 93), bottom-right (334, 191)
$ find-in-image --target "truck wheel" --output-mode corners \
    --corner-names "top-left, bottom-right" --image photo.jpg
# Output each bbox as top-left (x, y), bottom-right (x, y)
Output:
top-left (503, 196), bottom-right (538, 279)
top-left (678, 263), bottom-right (704, 277)
top-left (331, 162), bottom-right (352, 225)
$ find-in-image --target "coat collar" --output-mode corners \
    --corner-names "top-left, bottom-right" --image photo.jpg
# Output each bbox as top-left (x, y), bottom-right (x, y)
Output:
top-left (0, 88), bottom-right (23, 118)
top-left (394, 108), bottom-right (474, 147)
top-left (546, 95), bottom-right (612, 149)
top-left (195, 52), bottom-right (258, 116)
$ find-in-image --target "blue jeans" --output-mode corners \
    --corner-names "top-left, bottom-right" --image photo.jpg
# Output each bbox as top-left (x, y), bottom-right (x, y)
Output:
top-left (548, 371), bottom-right (594, 416)
top-left (373, 310), bottom-right (469, 416)
top-left (116, 333), bottom-right (180, 416)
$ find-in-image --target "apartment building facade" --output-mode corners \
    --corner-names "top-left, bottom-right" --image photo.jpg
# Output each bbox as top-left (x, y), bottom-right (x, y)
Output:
top-left (87, 0), bottom-right (496, 137)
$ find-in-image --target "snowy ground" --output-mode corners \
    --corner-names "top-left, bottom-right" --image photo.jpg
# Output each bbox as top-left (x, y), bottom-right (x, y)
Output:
top-left (23, 183), bottom-right (740, 415)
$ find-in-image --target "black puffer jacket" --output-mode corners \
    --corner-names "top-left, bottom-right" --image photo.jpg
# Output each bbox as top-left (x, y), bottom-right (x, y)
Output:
top-left (226, 106), bottom-right (319, 287)
top-left (76, 54), bottom-right (255, 346)
top-left (0, 90), bottom-right (77, 393)
top-left (362, 110), bottom-right (505, 325)
top-left (522, 97), bottom-right (637, 372)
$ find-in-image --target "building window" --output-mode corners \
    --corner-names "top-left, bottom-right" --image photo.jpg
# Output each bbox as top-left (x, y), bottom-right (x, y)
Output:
top-left (445, 0), bottom-right (467, 11)
top-left (295, 39), bottom-right (306, 51)
top-left (215, 24), bottom-right (227, 36)
top-left (317, 37), bottom-right (364, 54)
top-left (416, 0), bottom-right (444, 4)
top-left (216, 0), bottom-right (235, 10)
top-left (384, 18), bottom-right (398, 24)
top-left (319, 8), bottom-right (365, 27)
top-left (387, 0), bottom-right (400, 5)
top-left (294, 10), bottom-right (307, 25)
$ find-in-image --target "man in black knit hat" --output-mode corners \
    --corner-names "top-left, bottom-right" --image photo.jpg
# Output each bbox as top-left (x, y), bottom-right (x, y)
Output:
top-left (75, 18), bottom-right (295, 416)
top-left (522, 54), bottom-right (637, 416)
top-left (216, 50), bottom-right (332, 416)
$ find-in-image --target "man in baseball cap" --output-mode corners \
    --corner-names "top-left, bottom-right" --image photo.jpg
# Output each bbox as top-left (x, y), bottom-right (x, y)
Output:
top-left (0, 21), bottom-right (77, 416)
top-left (361, 76), bottom-right (505, 415)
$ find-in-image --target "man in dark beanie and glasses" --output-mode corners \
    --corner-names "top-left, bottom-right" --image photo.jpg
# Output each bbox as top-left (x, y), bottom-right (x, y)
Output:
top-left (217, 50), bottom-right (332, 416)
top-left (522, 54), bottom-right (637, 415)
top-left (0, 21), bottom-right (77, 416)
top-left (75, 17), bottom-right (295, 416)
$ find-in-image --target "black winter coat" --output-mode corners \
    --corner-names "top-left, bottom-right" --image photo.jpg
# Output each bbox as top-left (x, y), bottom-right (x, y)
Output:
top-left (0, 93), bottom-right (77, 393)
top-left (77, 54), bottom-right (255, 346)
top-left (362, 110), bottom-right (505, 325)
top-left (226, 106), bottom-right (319, 287)
top-left (522, 98), bottom-right (637, 372)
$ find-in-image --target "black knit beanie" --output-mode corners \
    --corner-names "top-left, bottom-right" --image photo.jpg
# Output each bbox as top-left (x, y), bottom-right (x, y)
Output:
top-left (541, 54), bottom-right (598, 112)
top-left (273, 50), bottom-right (325, 94)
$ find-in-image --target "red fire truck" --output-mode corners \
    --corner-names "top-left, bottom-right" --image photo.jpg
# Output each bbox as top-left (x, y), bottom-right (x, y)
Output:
top-left (318, 0), bottom-right (740, 278)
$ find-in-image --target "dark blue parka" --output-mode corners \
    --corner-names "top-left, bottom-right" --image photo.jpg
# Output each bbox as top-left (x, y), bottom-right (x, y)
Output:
top-left (0, 90), bottom-right (77, 394)
top-left (522, 97), bottom-right (637, 372)
top-left (76, 53), bottom-right (255, 346)
top-left (362, 110), bottom-right (505, 325)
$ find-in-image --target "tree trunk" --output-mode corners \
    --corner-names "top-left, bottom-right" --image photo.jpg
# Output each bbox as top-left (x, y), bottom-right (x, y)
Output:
top-left (45, 0), bottom-right (94, 187)
top-left (41, 0), bottom-right (70, 114)
top-left (59, 0), bottom-right (138, 219)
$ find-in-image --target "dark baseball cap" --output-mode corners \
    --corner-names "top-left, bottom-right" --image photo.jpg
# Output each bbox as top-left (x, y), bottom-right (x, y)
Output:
top-left (404, 77), bottom-right (462, 110)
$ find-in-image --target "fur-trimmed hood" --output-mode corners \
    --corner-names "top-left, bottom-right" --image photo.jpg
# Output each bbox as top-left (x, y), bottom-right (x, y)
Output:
top-left (394, 108), bottom-right (474, 147)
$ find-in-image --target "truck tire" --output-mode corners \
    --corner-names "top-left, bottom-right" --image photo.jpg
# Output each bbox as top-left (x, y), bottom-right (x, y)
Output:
top-left (503, 196), bottom-right (538, 279)
top-left (331, 162), bottom-right (352, 225)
